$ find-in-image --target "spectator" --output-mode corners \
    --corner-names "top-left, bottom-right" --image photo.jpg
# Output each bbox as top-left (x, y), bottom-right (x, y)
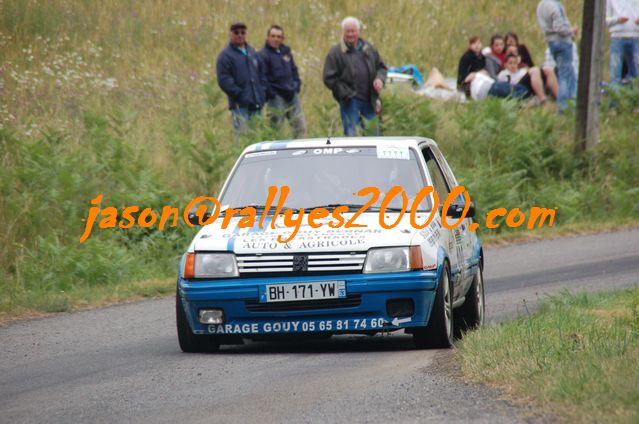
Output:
top-left (464, 70), bottom-right (524, 100)
top-left (506, 44), bottom-right (559, 98)
top-left (537, 0), bottom-right (579, 112)
top-left (484, 34), bottom-right (506, 79)
top-left (216, 22), bottom-right (267, 140)
top-left (504, 32), bottom-right (536, 68)
top-left (457, 35), bottom-right (487, 96)
top-left (323, 17), bottom-right (387, 137)
top-left (259, 25), bottom-right (306, 138)
top-left (543, 41), bottom-right (579, 83)
top-left (498, 53), bottom-right (548, 104)
top-left (606, 0), bottom-right (639, 86)
top-left (505, 31), bottom-right (559, 98)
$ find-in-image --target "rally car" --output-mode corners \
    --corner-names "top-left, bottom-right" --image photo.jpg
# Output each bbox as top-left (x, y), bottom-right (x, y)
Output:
top-left (176, 137), bottom-right (485, 352)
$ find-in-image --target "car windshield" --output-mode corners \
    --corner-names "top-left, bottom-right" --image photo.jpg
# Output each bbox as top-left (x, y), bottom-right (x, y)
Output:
top-left (219, 146), bottom-right (431, 211)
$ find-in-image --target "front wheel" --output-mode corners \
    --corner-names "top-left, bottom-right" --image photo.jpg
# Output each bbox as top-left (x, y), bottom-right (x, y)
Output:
top-left (176, 288), bottom-right (220, 353)
top-left (454, 263), bottom-right (485, 338)
top-left (413, 263), bottom-right (454, 349)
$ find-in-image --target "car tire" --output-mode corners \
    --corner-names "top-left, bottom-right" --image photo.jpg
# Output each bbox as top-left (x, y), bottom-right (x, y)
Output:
top-left (413, 262), bottom-right (454, 349)
top-left (454, 262), bottom-right (485, 338)
top-left (176, 288), bottom-right (220, 353)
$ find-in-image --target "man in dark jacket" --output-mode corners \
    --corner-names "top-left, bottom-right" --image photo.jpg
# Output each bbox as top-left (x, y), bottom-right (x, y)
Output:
top-left (216, 22), bottom-right (267, 139)
top-left (258, 25), bottom-right (306, 138)
top-left (323, 17), bottom-right (387, 136)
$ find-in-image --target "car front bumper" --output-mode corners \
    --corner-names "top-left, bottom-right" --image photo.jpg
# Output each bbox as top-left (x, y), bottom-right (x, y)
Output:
top-left (178, 270), bottom-right (439, 336)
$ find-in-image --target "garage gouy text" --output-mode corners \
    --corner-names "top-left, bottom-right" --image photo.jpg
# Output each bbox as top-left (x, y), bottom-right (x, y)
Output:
top-left (79, 185), bottom-right (557, 244)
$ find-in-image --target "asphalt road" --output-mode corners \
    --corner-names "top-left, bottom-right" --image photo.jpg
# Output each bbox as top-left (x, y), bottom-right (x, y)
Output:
top-left (1, 229), bottom-right (638, 424)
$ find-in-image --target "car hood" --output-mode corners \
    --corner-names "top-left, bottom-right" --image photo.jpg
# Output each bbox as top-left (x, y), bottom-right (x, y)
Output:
top-left (191, 212), bottom-right (419, 253)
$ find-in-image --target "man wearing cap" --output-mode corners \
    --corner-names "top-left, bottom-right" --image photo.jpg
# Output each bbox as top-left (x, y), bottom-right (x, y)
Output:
top-left (216, 22), bottom-right (267, 138)
top-left (258, 25), bottom-right (306, 138)
top-left (323, 16), bottom-right (387, 136)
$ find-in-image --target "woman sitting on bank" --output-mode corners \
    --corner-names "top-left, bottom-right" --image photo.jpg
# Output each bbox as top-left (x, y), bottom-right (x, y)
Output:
top-left (457, 35), bottom-right (486, 97)
top-left (505, 44), bottom-right (558, 100)
top-left (504, 32), bottom-right (558, 98)
top-left (484, 34), bottom-right (506, 79)
top-left (497, 53), bottom-right (547, 104)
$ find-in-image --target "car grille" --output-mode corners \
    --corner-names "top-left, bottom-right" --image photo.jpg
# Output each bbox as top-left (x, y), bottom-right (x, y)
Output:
top-left (236, 252), bottom-right (366, 276)
top-left (245, 294), bottom-right (362, 312)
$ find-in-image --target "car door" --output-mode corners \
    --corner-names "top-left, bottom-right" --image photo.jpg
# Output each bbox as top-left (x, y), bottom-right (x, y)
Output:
top-left (421, 146), bottom-right (465, 299)
top-left (429, 145), bottom-right (477, 290)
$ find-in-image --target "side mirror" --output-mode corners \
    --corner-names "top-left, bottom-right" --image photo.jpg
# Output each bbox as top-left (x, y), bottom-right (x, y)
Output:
top-left (187, 207), bottom-right (212, 226)
top-left (441, 201), bottom-right (475, 219)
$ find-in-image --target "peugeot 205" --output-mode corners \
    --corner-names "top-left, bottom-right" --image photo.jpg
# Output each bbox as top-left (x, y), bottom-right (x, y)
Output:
top-left (176, 137), bottom-right (484, 352)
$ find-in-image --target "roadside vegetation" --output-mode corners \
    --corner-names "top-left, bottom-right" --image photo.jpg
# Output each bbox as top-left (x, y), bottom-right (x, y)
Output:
top-left (1, 0), bottom-right (638, 317)
top-left (458, 287), bottom-right (639, 423)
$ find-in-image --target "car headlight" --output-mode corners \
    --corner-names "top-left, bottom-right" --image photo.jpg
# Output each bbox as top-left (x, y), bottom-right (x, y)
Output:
top-left (364, 247), bottom-right (411, 274)
top-left (183, 252), bottom-right (238, 278)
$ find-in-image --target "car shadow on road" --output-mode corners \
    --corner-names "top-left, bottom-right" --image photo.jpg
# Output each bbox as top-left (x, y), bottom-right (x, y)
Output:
top-left (213, 332), bottom-right (432, 354)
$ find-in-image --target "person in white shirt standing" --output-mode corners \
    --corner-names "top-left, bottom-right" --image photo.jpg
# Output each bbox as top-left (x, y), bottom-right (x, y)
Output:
top-left (606, 0), bottom-right (639, 86)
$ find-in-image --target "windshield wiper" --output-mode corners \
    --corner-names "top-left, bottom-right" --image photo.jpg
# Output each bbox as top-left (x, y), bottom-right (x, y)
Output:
top-left (229, 204), bottom-right (266, 211)
top-left (301, 203), bottom-right (382, 212)
top-left (228, 205), bottom-right (302, 214)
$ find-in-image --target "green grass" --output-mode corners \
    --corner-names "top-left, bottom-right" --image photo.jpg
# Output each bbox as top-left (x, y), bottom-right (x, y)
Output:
top-left (0, 0), bottom-right (638, 317)
top-left (458, 287), bottom-right (639, 423)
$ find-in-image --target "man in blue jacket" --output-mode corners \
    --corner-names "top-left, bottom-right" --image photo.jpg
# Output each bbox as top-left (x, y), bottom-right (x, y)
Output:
top-left (259, 25), bottom-right (306, 138)
top-left (216, 22), bottom-right (267, 139)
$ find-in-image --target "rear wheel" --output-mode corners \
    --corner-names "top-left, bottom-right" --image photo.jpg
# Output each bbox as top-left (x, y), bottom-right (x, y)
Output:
top-left (454, 263), bottom-right (485, 338)
top-left (413, 263), bottom-right (454, 349)
top-left (176, 288), bottom-right (220, 353)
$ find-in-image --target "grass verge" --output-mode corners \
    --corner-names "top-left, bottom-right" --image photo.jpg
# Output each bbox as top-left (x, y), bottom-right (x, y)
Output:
top-left (479, 219), bottom-right (639, 247)
top-left (2, 0), bottom-right (638, 321)
top-left (0, 277), bottom-right (174, 326)
top-left (458, 287), bottom-right (639, 423)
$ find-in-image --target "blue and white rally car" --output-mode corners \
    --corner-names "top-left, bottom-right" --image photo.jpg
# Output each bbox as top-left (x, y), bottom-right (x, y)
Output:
top-left (176, 137), bottom-right (484, 352)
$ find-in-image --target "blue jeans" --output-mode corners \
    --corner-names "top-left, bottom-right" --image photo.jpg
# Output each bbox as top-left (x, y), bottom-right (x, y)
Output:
top-left (231, 107), bottom-right (262, 142)
top-left (610, 38), bottom-right (639, 86)
top-left (339, 98), bottom-right (378, 137)
top-left (487, 81), bottom-right (529, 99)
top-left (549, 41), bottom-right (577, 111)
top-left (267, 93), bottom-right (307, 138)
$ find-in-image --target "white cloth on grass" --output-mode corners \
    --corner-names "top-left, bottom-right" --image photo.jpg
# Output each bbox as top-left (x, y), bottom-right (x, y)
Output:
top-left (470, 72), bottom-right (495, 100)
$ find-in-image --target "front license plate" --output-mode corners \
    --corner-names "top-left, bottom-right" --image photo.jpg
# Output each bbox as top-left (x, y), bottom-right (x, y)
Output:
top-left (260, 281), bottom-right (346, 303)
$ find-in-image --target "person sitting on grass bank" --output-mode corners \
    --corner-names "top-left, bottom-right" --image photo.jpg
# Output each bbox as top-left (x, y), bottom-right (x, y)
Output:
top-left (498, 53), bottom-right (547, 105)
top-left (505, 31), bottom-right (559, 99)
top-left (322, 16), bottom-right (387, 137)
top-left (258, 24), bottom-right (307, 138)
top-left (484, 34), bottom-right (506, 79)
top-left (457, 35), bottom-right (522, 101)
top-left (216, 22), bottom-right (267, 140)
top-left (457, 35), bottom-right (487, 97)
top-left (504, 45), bottom-right (556, 101)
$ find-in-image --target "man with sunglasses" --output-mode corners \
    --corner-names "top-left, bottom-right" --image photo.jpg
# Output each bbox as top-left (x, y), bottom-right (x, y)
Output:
top-left (258, 25), bottom-right (306, 138)
top-left (216, 22), bottom-right (267, 139)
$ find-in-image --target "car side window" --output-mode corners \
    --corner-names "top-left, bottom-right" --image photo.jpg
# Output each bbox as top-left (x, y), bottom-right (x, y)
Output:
top-left (422, 147), bottom-right (450, 200)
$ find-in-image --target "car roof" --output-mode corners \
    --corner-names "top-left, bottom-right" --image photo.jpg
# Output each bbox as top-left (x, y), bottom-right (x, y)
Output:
top-left (243, 136), bottom-right (437, 153)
